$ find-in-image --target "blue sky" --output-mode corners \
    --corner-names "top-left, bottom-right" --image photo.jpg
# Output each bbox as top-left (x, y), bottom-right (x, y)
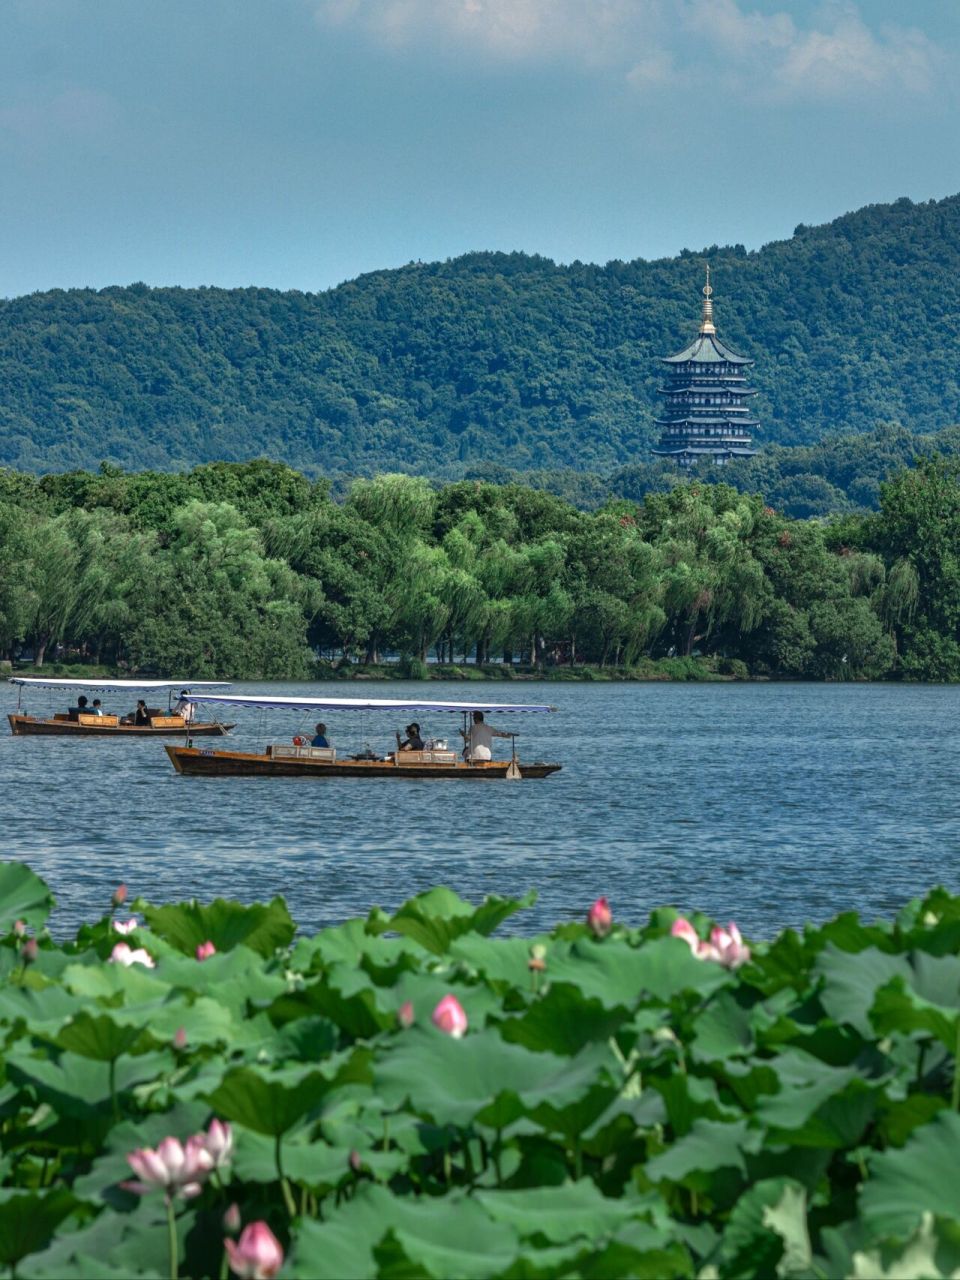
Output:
top-left (1, 0), bottom-right (958, 298)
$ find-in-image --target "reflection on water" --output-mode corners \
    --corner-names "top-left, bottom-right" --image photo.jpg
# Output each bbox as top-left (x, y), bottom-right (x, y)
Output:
top-left (4, 680), bottom-right (960, 939)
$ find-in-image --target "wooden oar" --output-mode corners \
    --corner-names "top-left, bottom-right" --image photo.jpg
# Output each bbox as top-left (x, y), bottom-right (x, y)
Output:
top-left (506, 733), bottom-right (521, 781)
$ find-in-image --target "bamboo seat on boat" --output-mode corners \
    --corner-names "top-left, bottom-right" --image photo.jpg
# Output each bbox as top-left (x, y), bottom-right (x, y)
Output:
top-left (393, 749), bottom-right (458, 766)
top-left (269, 744), bottom-right (337, 761)
top-left (78, 713), bottom-right (119, 727)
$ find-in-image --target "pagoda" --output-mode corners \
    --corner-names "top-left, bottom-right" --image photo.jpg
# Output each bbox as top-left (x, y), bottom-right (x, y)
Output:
top-left (652, 268), bottom-right (759, 466)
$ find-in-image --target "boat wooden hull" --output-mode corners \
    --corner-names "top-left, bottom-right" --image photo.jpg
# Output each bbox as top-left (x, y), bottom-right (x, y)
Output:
top-left (8, 715), bottom-right (234, 737)
top-left (165, 745), bottom-right (561, 779)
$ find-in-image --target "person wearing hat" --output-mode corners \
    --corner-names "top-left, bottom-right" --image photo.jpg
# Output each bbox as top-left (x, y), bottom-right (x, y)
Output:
top-left (396, 722), bottom-right (424, 752)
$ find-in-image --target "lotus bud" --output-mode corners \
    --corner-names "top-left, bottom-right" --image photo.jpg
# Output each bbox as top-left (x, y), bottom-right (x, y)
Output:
top-left (112, 884), bottom-right (128, 908)
top-left (223, 1202), bottom-right (242, 1236)
top-left (196, 940), bottom-right (217, 961)
top-left (432, 993), bottom-right (468, 1038)
top-left (349, 1149), bottom-right (363, 1173)
top-left (397, 1000), bottom-right (414, 1029)
top-left (204, 1118), bottom-right (234, 1168)
top-left (13, 919), bottom-right (26, 938)
top-left (224, 1221), bottom-right (284, 1280)
top-left (587, 896), bottom-right (612, 938)
top-left (21, 937), bottom-right (38, 964)
top-left (173, 1026), bottom-right (188, 1051)
top-left (528, 944), bottom-right (547, 973)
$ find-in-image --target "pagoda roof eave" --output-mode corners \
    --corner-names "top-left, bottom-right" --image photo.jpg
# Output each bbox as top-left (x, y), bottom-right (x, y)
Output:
top-left (661, 333), bottom-right (753, 365)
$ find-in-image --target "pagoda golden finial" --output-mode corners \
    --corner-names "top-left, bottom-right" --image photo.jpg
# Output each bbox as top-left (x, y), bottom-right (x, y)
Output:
top-left (699, 264), bottom-right (716, 335)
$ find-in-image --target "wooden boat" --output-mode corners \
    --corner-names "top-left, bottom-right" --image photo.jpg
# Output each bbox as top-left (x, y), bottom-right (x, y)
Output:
top-left (7, 678), bottom-right (235, 737)
top-left (165, 694), bottom-right (562, 781)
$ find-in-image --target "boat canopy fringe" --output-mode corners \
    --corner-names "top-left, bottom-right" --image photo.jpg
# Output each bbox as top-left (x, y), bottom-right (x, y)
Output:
top-left (181, 693), bottom-right (557, 714)
top-left (8, 678), bottom-right (232, 691)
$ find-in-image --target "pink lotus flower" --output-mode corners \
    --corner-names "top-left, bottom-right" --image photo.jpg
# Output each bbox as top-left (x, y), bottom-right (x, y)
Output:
top-left (113, 917), bottom-right (139, 935)
top-left (709, 923), bottom-right (751, 969)
top-left (223, 1202), bottom-right (242, 1236)
top-left (125, 1134), bottom-right (213, 1199)
top-left (432, 994), bottom-right (468, 1038)
top-left (196, 940), bottom-right (217, 961)
top-left (113, 884), bottom-right (128, 907)
top-left (21, 937), bottom-right (38, 964)
top-left (397, 1000), bottom-right (415, 1029)
top-left (13, 919), bottom-right (26, 937)
top-left (224, 1222), bottom-right (284, 1280)
top-left (203, 1118), bottom-right (233, 1169)
top-left (587, 896), bottom-right (612, 937)
top-left (173, 1027), bottom-right (188, 1051)
top-left (109, 941), bottom-right (156, 968)
top-left (672, 917), bottom-right (750, 967)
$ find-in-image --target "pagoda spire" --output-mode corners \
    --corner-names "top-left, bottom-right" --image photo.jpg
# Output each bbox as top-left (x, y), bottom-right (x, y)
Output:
top-left (699, 264), bottom-right (716, 335)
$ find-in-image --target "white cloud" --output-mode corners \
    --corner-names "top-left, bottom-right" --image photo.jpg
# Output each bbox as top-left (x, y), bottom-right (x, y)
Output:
top-left (313, 0), bottom-right (944, 102)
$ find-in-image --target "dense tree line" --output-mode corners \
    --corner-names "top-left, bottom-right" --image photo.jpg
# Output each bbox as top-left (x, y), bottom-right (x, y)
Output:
top-left (1, 194), bottom-right (959, 488)
top-left (2, 456), bottom-right (960, 681)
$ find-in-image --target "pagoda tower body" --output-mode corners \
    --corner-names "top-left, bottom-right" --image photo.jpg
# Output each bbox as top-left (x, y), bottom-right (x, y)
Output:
top-left (652, 269), bottom-right (759, 466)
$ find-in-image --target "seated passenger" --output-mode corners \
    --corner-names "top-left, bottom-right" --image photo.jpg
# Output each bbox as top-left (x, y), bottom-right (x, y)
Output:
top-left (133, 699), bottom-right (150, 726)
top-left (68, 695), bottom-right (90, 721)
top-left (461, 710), bottom-right (511, 761)
top-left (91, 698), bottom-right (104, 717)
top-left (311, 722), bottom-right (330, 748)
top-left (395, 722), bottom-right (424, 752)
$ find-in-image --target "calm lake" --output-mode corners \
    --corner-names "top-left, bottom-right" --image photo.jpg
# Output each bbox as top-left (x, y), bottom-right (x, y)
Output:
top-left (5, 680), bottom-right (959, 939)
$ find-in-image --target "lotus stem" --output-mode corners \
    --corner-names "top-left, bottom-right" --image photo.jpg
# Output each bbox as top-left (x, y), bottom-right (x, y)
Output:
top-left (109, 1058), bottom-right (119, 1122)
top-left (275, 1134), bottom-right (297, 1218)
top-left (165, 1195), bottom-right (178, 1280)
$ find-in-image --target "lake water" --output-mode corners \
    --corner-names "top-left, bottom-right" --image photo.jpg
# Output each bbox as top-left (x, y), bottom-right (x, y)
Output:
top-left (4, 680), bottom-right (959, 941)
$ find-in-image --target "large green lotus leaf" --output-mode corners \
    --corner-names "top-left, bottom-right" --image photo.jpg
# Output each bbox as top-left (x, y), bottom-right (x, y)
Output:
top-left (448, 935), bottom-right (553, 987)
top-left (718, 1178), bottom-right (810, 1279)
top-left (814, 912), bottom-right (894, 954)
top-left (292, 918), bottom-right (421, 973)
top-left (753, 1051), bottom-right (878, 1146)
top-left (861, 1109), bottom-right (960, 1240)
top-left (21, 1201), bottom-right (172, 1280)
top-left (0, 1188), bottom-right (79, 1268)
top-left (644, 1119), bottom-right (763, 1189)
top-left (290, 1184), bottom-right (519, 1280)
top-left (0, 861), bottom-right (54, 931)
top-left (475, 1181), bottom-right (648, 1245)
top-left (5, 1048), bottom-right (175, 1119)
top-left (653, 1073), bottom-right (740, 1138)
top-left (56, 1011), bottom-right (158, 1061)
top-left (0, 982), bottom-right (84, 1032)
top-left (267, 1015), bottom-right (338, 1062)
top-left (877, 1092), bottom-right (948, 1148)
top-left (815, 945), bottom-right (911, 1036)
top-left (570, 1238), bottom-right (694, 1280)
top-left (146, 947), bottom-right (287, 1008)
top-left (367, 887), bottom-right (535, 955)
top-left (204, 1060), bottom-right (347, 1136)
top-left (545, 937), bottom-right (730, 1010)
top-left (269, 980), bottom-right (394, 1040)
top-left (850, 1213), bottom-right (960, 1280)
top-left (374, 1027), bottom-right (611, 1129)
top-left (61, 962), bottom-right (170, 1004)
top-left (142, 895), bottom-right (295, 957)
top-left (232, 1125), bottom-right (405, 1189)
top-left (690, 990), bottom-right (755, 1063)
top-left (497, 983), bottom-right (628, 1055)
top-left (871, 977), bottom-right (960, 1052)
top-left (110, 994), bottom-right (238, 1048)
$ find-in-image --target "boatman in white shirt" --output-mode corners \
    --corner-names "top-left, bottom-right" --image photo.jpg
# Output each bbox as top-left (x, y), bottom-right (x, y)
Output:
top-left (173, 690), bottom-right (196, 724)
top-left (461, 710), bottom-right (512, 761)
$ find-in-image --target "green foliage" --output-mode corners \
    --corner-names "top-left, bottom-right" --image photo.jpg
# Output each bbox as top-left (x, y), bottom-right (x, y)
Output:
top-left (3, 194), bottom-right (960, 484)
top-left (5, 870), bottom-right (960, 1276)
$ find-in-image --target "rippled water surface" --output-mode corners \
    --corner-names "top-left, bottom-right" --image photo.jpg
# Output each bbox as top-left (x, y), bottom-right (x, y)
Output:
top-left (4, 680), bottom-right (959, 939)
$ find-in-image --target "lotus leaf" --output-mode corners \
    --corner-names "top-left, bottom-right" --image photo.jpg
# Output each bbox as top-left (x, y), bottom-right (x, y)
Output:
top-left (142, 895), bottom-right (295, 956)
top-left (0, 861), bottom-right (54, 931)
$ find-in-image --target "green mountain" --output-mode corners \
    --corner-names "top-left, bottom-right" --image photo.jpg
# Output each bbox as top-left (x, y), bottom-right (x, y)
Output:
top-left (2, 192), bottom-right (959, 480)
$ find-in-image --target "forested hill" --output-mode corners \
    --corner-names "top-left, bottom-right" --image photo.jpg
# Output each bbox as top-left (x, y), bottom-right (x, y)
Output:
top-left (3, 192), bottom-right (959, 479)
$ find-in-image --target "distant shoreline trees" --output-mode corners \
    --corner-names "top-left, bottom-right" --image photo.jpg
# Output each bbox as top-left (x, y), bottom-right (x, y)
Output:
top-left (3, 456), bottom-right (960, 682)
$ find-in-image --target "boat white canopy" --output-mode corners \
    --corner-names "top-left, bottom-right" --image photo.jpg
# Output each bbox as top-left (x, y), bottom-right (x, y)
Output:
top-left (181, 693), bottom-right (556, 714)
top-left (9, 678), bottom-right (232, 691)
